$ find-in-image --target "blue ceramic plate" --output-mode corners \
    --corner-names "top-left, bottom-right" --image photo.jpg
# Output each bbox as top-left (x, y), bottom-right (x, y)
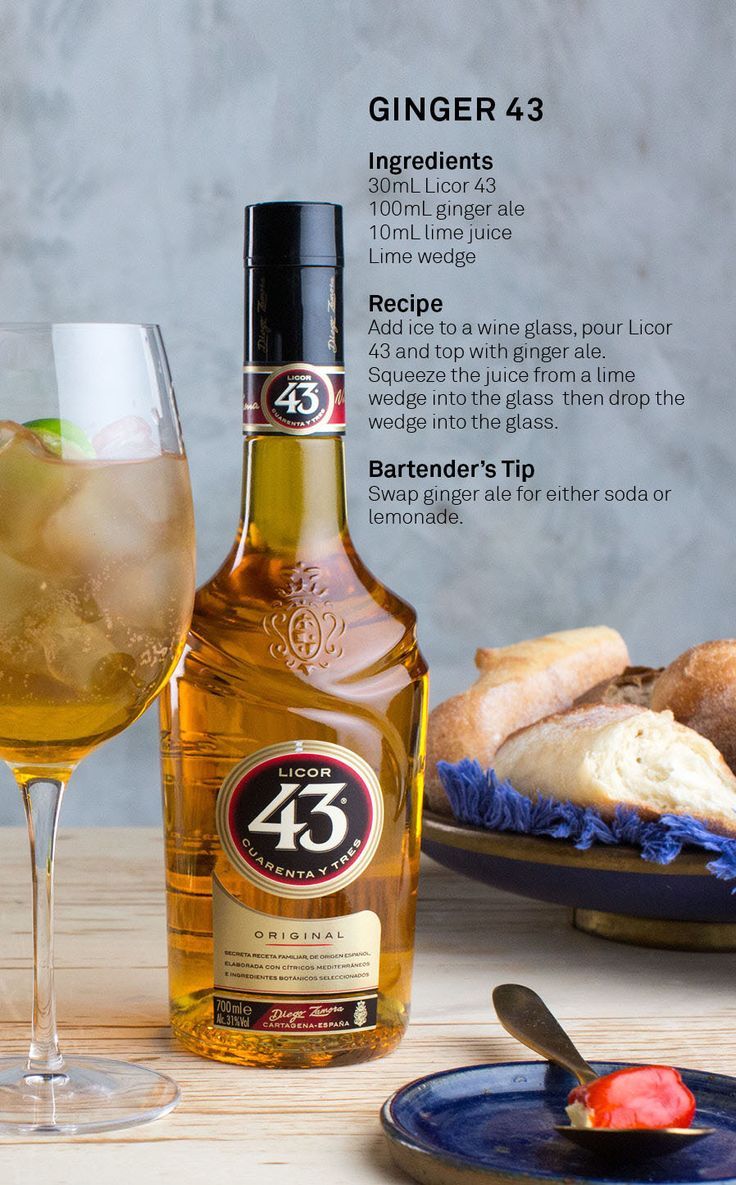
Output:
top-left (421, 812), bottom-right (736, 925)
top-left (382, 1061), bottom-right (736, 1185)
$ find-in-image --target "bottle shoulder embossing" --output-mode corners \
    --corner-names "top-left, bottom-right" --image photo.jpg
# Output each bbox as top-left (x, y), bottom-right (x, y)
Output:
top-left (262, 562), bottom-right (345, 674)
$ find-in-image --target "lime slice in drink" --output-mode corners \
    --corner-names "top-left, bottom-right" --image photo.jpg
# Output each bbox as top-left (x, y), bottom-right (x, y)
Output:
top-left (23, 418), bottom-right (96, 459)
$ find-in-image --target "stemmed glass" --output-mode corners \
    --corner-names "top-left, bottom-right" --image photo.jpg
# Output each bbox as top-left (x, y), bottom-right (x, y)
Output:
top-left (0, 323), bottom-right (195, 1133)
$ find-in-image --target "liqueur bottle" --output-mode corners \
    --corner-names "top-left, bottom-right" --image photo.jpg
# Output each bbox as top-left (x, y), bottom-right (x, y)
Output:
top-left (160, 202), bottom-right (428, 1067)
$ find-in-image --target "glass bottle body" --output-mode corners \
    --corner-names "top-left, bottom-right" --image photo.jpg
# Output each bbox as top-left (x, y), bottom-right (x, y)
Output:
top-left (161, 435), bottom-right (428, 1067)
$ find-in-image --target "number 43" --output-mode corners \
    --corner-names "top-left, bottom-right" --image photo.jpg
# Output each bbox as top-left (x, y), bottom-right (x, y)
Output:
top-left (249, 783), bottom-right (349, 852)
top-left (273, 381), bottom-right (320, 416)
top-left (506, 97), bottom-right (543, 121)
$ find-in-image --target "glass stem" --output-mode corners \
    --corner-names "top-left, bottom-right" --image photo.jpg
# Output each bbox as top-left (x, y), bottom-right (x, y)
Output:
top-left (17, 776), bottom-right (67, 1077)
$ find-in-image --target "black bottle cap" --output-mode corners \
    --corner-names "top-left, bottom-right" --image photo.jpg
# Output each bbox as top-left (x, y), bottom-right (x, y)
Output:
top-left (244, 202), bottom-right (344, 267)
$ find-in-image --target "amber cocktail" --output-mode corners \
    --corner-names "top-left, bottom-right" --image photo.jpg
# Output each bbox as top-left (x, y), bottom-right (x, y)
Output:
top-left (0, 421), bottom-right (193, 770)
top-left (0, 323), bottom-right (195, 1135)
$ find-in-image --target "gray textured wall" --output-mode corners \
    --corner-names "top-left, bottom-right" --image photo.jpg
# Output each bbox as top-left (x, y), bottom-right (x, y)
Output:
top-left (0, 0), bottom-right (734, 823)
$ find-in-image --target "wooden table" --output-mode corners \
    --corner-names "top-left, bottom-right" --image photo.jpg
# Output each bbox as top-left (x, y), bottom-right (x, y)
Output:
top-left (0, 828), bottom-right (734, 1183)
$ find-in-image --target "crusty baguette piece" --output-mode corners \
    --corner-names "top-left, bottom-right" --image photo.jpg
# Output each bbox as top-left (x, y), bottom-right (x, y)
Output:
top-left (574, 665), bottom-right (663, 709)
top-left (425, 627), bottom-right (629, 815)
top-left (493, 703), bottom-right (736, 836)
top-left (651, 640), bottom-right (736, 775)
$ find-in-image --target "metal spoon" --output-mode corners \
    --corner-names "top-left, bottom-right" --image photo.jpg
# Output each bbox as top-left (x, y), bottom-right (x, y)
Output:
top-left (492, 983), bottom-right (713, 1159)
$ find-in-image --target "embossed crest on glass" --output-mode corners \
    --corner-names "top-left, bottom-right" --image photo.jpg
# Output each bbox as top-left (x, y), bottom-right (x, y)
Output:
top-left (0, 324), bottom-right (195, 1133)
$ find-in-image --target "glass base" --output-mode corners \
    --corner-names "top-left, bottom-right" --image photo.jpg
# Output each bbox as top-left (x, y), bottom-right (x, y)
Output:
top-left (0, 1056), bottom-right (180, 1135)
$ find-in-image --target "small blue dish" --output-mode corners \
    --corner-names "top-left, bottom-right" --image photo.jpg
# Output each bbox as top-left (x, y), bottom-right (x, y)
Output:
top-left (382, 1061), bottom-right (736, 1185)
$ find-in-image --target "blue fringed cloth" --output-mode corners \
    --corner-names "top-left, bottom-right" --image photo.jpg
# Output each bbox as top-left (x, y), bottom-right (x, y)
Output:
top-left (437, 759), bottom-right (736, 883)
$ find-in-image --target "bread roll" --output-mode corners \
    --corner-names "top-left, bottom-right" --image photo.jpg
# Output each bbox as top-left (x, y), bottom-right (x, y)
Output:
top-left (494, 703), bottom-right (736, 835)
top-left (425, 627), bottom-right (629, 814)
top-left (651, 641), bottom-right (736, 774)
top-left (574, 666), bottom-right (662, 709)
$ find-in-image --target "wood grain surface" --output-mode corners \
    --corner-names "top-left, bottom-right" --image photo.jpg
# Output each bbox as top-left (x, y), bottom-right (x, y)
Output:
top-left (0, 827), bottom-right (734, 1184)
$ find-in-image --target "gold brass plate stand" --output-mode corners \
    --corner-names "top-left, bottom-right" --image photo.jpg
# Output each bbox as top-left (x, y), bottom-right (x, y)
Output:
top-left (573, 909), bottom-right (736, 951)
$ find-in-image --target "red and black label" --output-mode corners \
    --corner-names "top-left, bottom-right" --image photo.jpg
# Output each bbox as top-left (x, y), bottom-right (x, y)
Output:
top-left (216, 742), bottom-right (384, 899)
top-left (213, 992), bottom-right (378, 1034)
top-left (243, 363), bottom-right (345, 435)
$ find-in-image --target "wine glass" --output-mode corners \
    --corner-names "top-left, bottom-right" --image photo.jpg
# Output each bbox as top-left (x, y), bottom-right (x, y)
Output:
top-left (0, 323), bottom-right (195, 1134)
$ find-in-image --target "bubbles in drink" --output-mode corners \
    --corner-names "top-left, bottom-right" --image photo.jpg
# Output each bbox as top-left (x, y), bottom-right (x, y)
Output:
top-left (0, 421), bottom-right (195, 764)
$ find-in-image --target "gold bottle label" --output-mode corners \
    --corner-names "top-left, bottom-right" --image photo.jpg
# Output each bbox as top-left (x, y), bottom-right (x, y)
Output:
top-left (212, 741), bottom-right (384, 1035)
top-left (215, 741), bottom-right (384, 899)
top-left (212, 878), bottom-right (380, 1034)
